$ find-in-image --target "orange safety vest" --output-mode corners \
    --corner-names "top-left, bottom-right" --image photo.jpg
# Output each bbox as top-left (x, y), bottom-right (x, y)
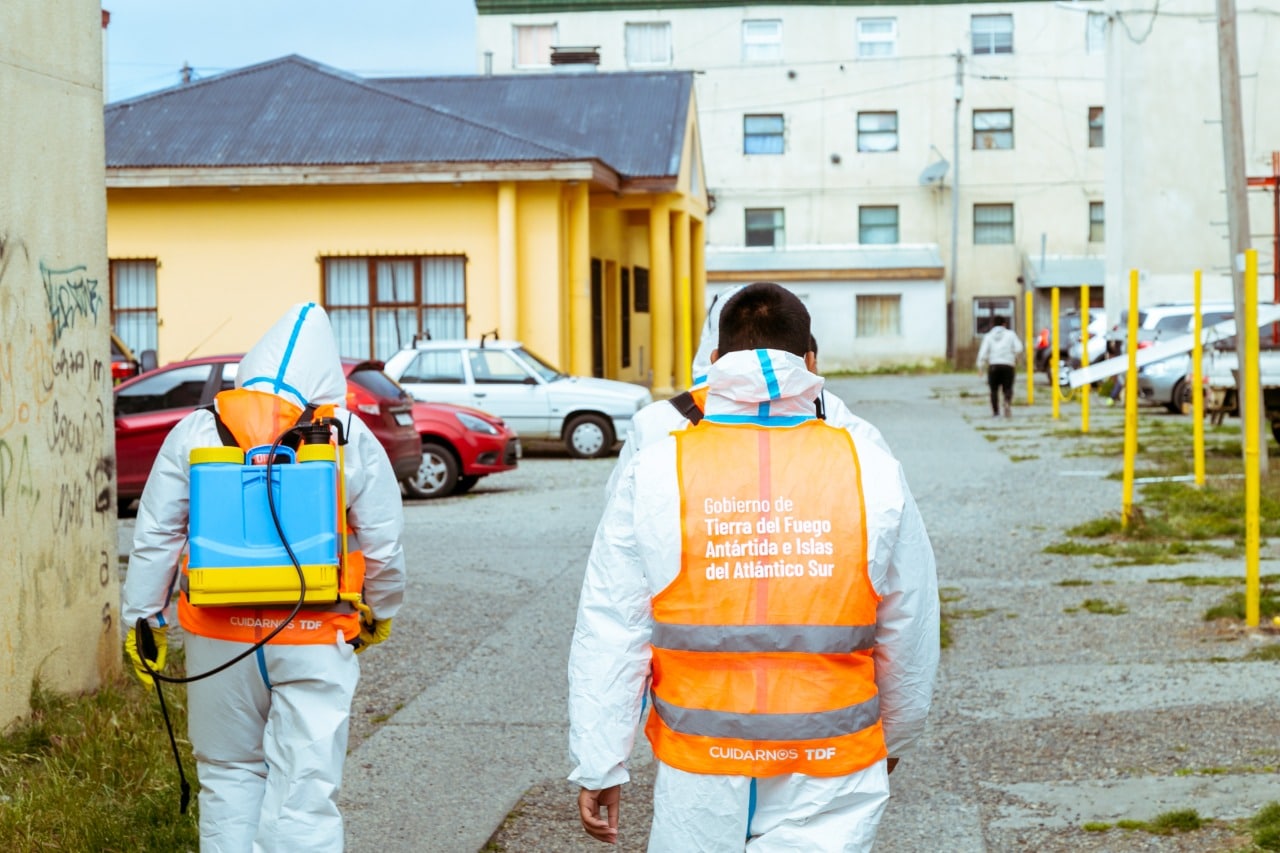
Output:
top-left (646, 418), bottom-right (886, 778)
top-left (177, 388), bottom-right (367, 645)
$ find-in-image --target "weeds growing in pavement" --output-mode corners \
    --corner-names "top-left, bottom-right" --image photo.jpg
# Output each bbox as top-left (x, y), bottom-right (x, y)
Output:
top-left (1252, 802), bottom-right (1280, 850)
top-left (0, 669), bottom-right (199, 849)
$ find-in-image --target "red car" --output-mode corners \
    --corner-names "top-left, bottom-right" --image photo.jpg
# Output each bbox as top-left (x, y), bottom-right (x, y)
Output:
top-left (404, 401), bottom-right (520, 499)
top-left (113, 355), bottom-right (422, 512)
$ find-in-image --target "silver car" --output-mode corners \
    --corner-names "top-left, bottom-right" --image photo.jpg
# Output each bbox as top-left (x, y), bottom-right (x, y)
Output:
top-left (382, 339), bottom-right (652, 458)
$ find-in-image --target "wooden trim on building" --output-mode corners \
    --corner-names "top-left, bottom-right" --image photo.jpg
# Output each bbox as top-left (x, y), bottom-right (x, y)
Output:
top-left (708, 267), bottom-right (945, 282)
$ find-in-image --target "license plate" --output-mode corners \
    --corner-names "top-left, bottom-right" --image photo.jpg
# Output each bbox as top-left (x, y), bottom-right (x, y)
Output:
top-left (394, 412), bottom-right (413, 427)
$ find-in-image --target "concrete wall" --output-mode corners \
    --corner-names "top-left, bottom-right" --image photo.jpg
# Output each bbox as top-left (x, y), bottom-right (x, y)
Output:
top-left (477, 2), bottom-right (1106, 358)
top-left (1105, 0), bottom-right (1280, 313)
top-left (0, 0), bottom-right (116, 725)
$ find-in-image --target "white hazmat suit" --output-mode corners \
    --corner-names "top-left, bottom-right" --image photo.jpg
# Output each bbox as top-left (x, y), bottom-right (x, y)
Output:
top-left (569, 348), bottom-right (939, 852)
top-left (122, 303), bottom-right (406, 852)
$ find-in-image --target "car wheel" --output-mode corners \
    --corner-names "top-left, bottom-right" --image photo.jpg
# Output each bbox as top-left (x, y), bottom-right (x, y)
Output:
top-left (565, 413), bottom-right (614, 459)
top-left (403, 441), bottom-right (459, 499)
top-left (1166, 379), bottom-right (1191, 415)
top-left (453, 475), bottom-right (481, 496)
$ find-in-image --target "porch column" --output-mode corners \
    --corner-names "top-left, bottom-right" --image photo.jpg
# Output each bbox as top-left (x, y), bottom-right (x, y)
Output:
top-left (568, 181), bottom-right (591, 376)
top-left (673, 208), bottom-right (691, 388)
top-left (691, 217), bottom-right (706, 362)
top-left (497, 182), bottom-right (518, 339)
top-left (649, 201), bottom-right (673, 396)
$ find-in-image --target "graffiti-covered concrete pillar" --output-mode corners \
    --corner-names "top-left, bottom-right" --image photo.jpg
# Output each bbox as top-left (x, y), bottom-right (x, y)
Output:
top-left (0, 0), bottom-right (117, 726)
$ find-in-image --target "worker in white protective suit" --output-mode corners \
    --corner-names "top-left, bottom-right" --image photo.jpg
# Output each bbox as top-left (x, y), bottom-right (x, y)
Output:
top-left (605, 282), bottom-right (891, 498)
top-left (569, 282), bottom-right (939, 851)
top-left (122, 302), bottom-right (406, 852)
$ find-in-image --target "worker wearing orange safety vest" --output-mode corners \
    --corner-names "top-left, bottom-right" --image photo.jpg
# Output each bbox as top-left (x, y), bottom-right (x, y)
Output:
top-left (122, 303), bottom-right (406, 852)
top-left (570, 282), bottom-right (939, 851)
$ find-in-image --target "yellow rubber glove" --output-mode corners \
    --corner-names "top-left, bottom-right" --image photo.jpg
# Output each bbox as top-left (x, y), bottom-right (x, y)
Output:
top-left (125, 625), bottom-right (167, 687)
top-left (354, 618), bottom-right (392, 654)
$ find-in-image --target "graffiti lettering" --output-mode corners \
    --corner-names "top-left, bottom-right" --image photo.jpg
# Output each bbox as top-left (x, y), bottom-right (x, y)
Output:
top-left (0, 435), bottom-right (41, 516)
top-left (42, 262), bottom-right (101, 345)
top-left (0, 232), bottom-right (29, 285)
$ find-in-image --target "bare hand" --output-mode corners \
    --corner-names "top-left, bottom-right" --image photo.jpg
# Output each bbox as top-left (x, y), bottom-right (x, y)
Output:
top-left (578, 785), bottom-right (621, 844)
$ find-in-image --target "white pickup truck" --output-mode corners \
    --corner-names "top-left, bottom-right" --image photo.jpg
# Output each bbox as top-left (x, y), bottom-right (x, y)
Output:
top-left (1200, 324), bottom-right (1280, 439)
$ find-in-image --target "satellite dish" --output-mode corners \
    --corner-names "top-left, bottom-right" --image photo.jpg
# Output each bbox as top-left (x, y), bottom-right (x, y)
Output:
top-left (919, 158), bottom-right (950, 186)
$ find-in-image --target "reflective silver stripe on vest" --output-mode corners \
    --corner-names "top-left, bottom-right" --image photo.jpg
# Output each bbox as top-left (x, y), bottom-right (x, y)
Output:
top-left (651, 623), bottom-right (875, 654)
top-left (651, 692), bottom-right (880, 741)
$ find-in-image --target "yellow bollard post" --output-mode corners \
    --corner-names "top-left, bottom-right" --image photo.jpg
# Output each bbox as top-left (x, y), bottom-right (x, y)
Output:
top-left (1025, 286), bottom-right (1035, 405)
top-left (1081, 284), bottom-right (1091, 434)
top-left (1122, 270), bottom-right (1140, 529)
top-left (1192, 270), bottom-right (1205, 487)
top-left (1051, 287), bottom-right (1061, 420)
top-left (1243, 250), bottom-right (1261, 628)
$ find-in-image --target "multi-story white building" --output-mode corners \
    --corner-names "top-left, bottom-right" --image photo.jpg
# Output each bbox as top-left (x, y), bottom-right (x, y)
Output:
top-left (476, 0), bottom-right (1108, 367)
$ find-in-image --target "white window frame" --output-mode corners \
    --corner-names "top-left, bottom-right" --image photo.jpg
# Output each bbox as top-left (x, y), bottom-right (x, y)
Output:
top-left (973, 203), bottom-right (1015, 245)
top-left (856, 17), bottom-right (897, 59)
top-left (857, 111), bottom-right (898, 153)
top-left (1086, 12), bottom-right (1106, 54)
top-left (1089, 201), bottom-right (1105, 243)
top-left (974, 297), bottom-right (1016, 335)
top-left (745, 208), bottom-right (785, 248)
top-left (1088, 106), bottom-right (1105, 148)
top-left (972, 14), bottom-right (1013, 55)
top-left (744, 114), bottom-right (785, 155)
top-left (858, 206), bottom-right (900, 244)
top-left (973, 109), bottom-right (1014, 150)
top-left (742, 19), bottom-right (782, 63)
top-left (513, 24), bottom-right (557, 69)
top-left (625, 21), bottom-right (672, 67)
top-left (856, 294), bottom-right (903, 337)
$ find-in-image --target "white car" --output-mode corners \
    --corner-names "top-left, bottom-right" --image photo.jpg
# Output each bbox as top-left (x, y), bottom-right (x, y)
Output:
top-left (382, 339), bottom-right (652, 458)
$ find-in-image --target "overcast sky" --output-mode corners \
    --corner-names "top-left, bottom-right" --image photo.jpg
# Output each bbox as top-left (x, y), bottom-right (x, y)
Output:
top-left (104, 0), bottom-right (477, 102)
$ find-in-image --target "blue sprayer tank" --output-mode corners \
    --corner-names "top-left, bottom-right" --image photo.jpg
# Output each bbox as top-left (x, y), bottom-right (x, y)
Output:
top-left (186, 443), bottom-right (341, 606)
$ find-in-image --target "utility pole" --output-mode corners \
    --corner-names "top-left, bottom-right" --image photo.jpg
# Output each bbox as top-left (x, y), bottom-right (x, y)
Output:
top-left (1216, 0), bottom-right (1268, 470)
top-left (947, 51), bottom-right (964, 363)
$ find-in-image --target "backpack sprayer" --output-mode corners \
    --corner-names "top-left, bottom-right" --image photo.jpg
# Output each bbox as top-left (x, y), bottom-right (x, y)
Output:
top-left (133, 415), bottom-right (373, 813)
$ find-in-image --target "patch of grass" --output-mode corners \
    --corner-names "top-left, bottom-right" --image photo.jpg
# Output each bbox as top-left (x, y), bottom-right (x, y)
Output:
top-left (1009, 454), bottom-right (1040, 462)
top-left (1081, 598), bottom-right (1129, 615)
top-left (1149, 574), bottom-right (1244, 587)
top-left (1175, 764), bottom-right (1277, 776)
top-left (1082, 821), bottom-right (1113, 832)
top-left (950, 608), bottom-right (997, 619)
top-left (1244, 644), bottom-right (1280, 662)
top-left (1252, 802), bottom-right (1280, 851)
top-left (1203, 589), bottom-right (1280, 622)
top-left (0, 671), bottom-right (200, 849)
top-left (1147, 809), bottom-right (1205, 833)
top-left (1056, 578), bottom-right (1093, 587)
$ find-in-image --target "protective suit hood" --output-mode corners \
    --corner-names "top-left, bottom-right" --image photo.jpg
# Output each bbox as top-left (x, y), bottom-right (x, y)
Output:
top-left (691, 284), bottom-right (746, 382)
top-left (705, 348), bottom-right (823, 413)
top-left (235, 303), bottom-right (346, 409)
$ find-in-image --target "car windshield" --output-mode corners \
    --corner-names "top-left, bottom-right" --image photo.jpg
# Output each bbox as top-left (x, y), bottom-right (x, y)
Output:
top-left (513, 347), bottom-right (563, 382)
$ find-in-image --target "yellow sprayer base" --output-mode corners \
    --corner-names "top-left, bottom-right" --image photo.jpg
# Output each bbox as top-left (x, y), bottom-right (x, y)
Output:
top-left (188, 564), bottom-right (339, 607)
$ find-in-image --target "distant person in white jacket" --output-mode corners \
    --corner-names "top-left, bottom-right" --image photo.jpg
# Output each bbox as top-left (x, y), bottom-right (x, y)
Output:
top-left (976, 316), bottom-right (1024, 418)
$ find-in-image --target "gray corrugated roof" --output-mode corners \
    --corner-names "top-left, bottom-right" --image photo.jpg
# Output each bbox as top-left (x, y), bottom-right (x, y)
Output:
top-left (373, 72), bottom-right (690, 178)
top-left (105, 55), bottom-right (692, 179)
top-left (706, 245), bottom-right (944, 274)
top-left (1021, 255), bottom-right (1105, 287)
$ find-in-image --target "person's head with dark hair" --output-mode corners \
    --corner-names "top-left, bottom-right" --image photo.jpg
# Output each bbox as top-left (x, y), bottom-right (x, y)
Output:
top-left (714, 282), bottom-right (812, 361)
top-left (992, 316), bottom-right (1009, 329)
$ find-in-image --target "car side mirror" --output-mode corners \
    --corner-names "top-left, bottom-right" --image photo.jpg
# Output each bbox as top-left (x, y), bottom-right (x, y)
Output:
top-left (140, 349), bottom-right (158, 373)
top-left (523, 376), bottom-right (538, 385)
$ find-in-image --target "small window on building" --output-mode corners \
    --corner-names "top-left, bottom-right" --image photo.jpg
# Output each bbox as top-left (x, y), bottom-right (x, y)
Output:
top-left (745, 208), bottom-right (785, 248)
top-left (634, 267), bottom-right (650, 313)
top-left (1088, 106), bottom-right (1104, 148)
top-left (856, 18), bottom-right (897, 58)
top-left (625, 21), bottom-right (672, 67)
top-left (1086, 12), bottom-right (1106, 53)
top-left (1089, 201), bottom-right (1105, 243)
top-left (859, 206), bottom-right (899, 244)
top-left (972, 14), bottom-right (1013, 55)
top-left (974, 203), bottom-right (1014, 244)
top-left (110, 258), bottom-right (159, 357)
top-left (974, 297), bottom-right (1016, 335)
top-left (742, 19), bottom-right (782, 63)
top-left (324, 255), bottom-right (467, 361)
top-left (856, 294), bottom-right (902, 337)
top-left (514, 24), bottom-right (556, 68)
top-left (857, 111), bottom-right (898, 152)
top-left (744, 114), bottom-right (785, 155)
top-left (973, 109), bottom-right (1013, 150)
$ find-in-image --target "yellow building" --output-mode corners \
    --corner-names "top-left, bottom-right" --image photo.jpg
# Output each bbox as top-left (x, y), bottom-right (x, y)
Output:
top-left (106, 55), bottom-right (708, 395)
